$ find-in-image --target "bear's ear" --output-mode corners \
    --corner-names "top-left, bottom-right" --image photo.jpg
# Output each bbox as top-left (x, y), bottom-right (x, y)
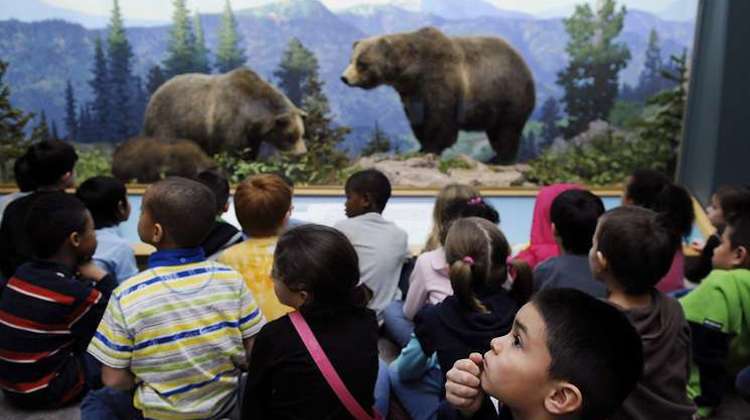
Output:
top-left (352, 40), bottom-right (360, 50)
top-left (297, 109), bottom-right (308, 120)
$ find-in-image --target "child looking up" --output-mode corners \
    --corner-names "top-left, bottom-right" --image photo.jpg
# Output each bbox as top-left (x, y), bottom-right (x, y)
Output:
top-left (444, 288), bottom-right (643, 420)
top-left (76, 176), bottom-right (138, 283)
top-left (335, 169), bottom-right (409, 323)
top-left (681, 212), bottom-right (750, 417)
top-left (195, 168), bottom-right (243, 259)
top-left (218, 174), bottom-right (294, 321)
top-left (590, 206), bottom-right (695, 419)
top-left (244, 224), bottom-right (379, 419)
top-left (0, 193), bottom-right (116, 408)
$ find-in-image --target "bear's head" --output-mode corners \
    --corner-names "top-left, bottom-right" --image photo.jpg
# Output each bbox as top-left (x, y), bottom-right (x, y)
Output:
top-left (342, 36), bottom-right (402, 89)
top-left (262, 110), bottom-right (307, 156)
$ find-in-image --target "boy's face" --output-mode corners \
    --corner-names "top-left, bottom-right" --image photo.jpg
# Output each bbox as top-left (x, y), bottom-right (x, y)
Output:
top-left (344, 190), bottom-right (370, 218)
top-left (74, 211), bottom-right (98, 263)
top-left (137, 203), bottom-right (161, 246)
top-left (712, 226), bottom-right (745, 269)
top-left (481, 302), bottom-right (554, 414)
top-left (707, 194), bottom-right (725, 229)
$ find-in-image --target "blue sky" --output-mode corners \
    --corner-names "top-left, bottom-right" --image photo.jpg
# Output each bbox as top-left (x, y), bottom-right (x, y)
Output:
top-left (30, 0), bottom-right (684, 20)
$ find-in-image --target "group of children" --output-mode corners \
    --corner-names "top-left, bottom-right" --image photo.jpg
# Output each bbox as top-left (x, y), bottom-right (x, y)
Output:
top-left (0, 139), bottom-right (748, 420)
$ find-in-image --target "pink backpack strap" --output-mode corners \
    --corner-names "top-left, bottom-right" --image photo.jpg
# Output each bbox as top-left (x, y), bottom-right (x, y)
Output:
top-left (289, 311), bottom-right (380, 420)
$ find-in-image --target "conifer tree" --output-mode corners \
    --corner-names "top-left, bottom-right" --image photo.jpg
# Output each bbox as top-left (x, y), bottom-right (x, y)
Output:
top-left (89, 36), bottom-right (110, 140)
top-left (64, 80), bottom-right (78, 141)
top-left (361, 122), bottom-right (391, 156)
top-left (193, 12), bottom-right (211, 74)
top-left (51, 120), bottom-right (60, 141)
top-left (30, 111), bottom-right (51, 143)
top-left (0, 60), bottom-right (32, 179)
top-left (77, 104), bottom-right (90, 143)
top-left (557, 0), bottom-right (630, 138)
top-left (164, 0), bottom-right (197, 77)
top-left (635, 29), bottom-right (665, 102)
top-left (274, 38), bottom-right (318, 107)
top-left (130, 76), bottom-right (148, 133)
top-left (215, 0), bottom-right (246, 73)
top-left (107, 0), bottom-right (135, 140)
top-left (539, 97), bottom-right (561, 147)
top-left (146, 65), bottom-right (167, 95)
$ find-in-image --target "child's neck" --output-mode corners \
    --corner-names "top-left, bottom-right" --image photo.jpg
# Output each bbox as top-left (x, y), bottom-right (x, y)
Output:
top-left (43, 252), bottom-right (77, 271)
top-left (605, 279), bottom-right (652, 310)
top-left (510, 406), bottom-right (563, 420)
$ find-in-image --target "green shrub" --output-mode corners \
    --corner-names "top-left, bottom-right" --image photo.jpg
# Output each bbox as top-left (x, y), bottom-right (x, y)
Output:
top-left (75, 146), bottom-right (112, 184)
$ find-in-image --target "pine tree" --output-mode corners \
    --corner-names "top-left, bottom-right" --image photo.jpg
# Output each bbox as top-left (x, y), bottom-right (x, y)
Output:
top-left (146, 65), bottom-right (167, 95)
top-left (215, 0), bottom-right (246, 73)
top-left (635, 29), bottom-right (664, 102)
top-left (193, 12), bottom-right (211, 74)
top-left (274, 38), bottom-right (318, 107)
top-left (50, 120), bottom-right (60, 141)
top-left (30, 111), bottom-right (51, 143)
top-left (539, 97), bottom-right (561, 146)
top-left (64, 80), bottom-right (78, 141)
top-left (164, 0), bottom-right (197, 77)
top-left (557, 0), bottom-right (630, 138)
top-left (517, 131), bottom-right (538, 163)
top-left (0, 60), bottom-right (33, 180)
top-left (107, 0), bottom-right (135, 140)
top-left (361, 121), bottom-right (391, 156)
top-left (89, 36), bottom-right (110, 140)
top-left (77, 104), bottom-right (90, 143)
top-left (130, 75), bottom-right (148, 133)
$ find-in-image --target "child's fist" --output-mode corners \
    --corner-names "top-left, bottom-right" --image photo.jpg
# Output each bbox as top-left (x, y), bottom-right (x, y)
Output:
top-left (445, 353), bottom-right (485, 417)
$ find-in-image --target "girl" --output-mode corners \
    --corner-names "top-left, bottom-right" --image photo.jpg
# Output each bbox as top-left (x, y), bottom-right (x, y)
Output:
top-left (423, 184), bottom-right (480, 253)
top-left (389, 217), bottom-right (531, 420)
top-left (243, 224), bottom-right (380, 419)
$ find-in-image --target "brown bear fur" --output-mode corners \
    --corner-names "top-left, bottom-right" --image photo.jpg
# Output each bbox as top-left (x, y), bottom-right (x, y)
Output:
top-left (342, 27), bottom-right (536, 163)
top-left (143, 68), bottom-right (307, 160)
top-left (111, 137), bottom-right (215, 183)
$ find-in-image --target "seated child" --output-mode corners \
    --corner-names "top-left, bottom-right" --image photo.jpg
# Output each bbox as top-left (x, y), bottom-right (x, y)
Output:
top-left (86, 177), bottom-right (266, 419)
top-left (534, 189), bottom-right (606, 298)
top-left (244, 224), bottom-right (379, 419)
top-left (0, 152), bottom-right (36, 223)
top-left (444, 288), bottom-right (643, 420)
top-left (622, 169), bottom-right (695, 292)
top-left (334, 169), bottom-right (409, 322)
top-left (513, 184), bottom-right (581, 269)
top-left (422, 184), bottom-right (480, 253)
top-left (389, 217), bottom-right (532, 420)
top-left (680, 212), bottom-right (750, 417)
top-left (0, 192), bottom-right (116, 408)
top-left (590, 206), bottom-right (695, 419)
top-left (383, 195), bottom-right (500, 348)
top-left (218, 173), bottom-right (294, 321)
top-left (686, 185), bottom-right (750, 283)
top-left (76, 176), bottom-right (138, 283)
top-left (0, 140), bottom-right (78, 278)
top-left (195, 168), bottom-right (243, 259)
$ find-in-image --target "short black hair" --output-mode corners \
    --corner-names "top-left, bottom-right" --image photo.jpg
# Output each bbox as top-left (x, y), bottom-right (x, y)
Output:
top-left (533, 288), bottom-right (643, 420)
top-left (626, 169), bottom-right (694, 238)
top-left (440, 196), bottom-right (500, 244)
top-left (25, 140), bottom-right (78, 187)
top-left (143, 177), bottom-right (216, 248)
top-left (551, 190), bottom-right (605, 254)
top-left (195, 168), bottom-right (230, 215)
top-left (76, 176), bottom-right (127, 229)
top-left (725, 212), bottom-right (750, 256)
top-left (716, 185), bottom-right (750, 220)
top-left (345, 169), bottom-right (391, 212)
top-left (13, 153), bottom-right (36, 192)
top-left (25, 192), bottom-right (89, 258)
top-left (596, 206), bottom-right (677, 294)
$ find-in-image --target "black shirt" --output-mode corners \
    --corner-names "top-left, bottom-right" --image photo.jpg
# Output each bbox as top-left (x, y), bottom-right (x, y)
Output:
top-left (0, 191), bottom-right (56, 278)
top-left (244, 305), bottom-right (379, 420)
top-left (200, 221), bottom-right (242, 258)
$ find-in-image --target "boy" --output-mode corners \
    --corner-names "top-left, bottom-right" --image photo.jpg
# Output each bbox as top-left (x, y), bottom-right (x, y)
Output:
top-left (334, 169), bottom-right (409, 322)
top-left (444, 288), bottom-right (643, 420)
top-left (533, 189), bottom-right (606, 297)
top-left (76, 176), bottom-right (138, 283)
top-left (0, 140), bottom-right (78, 278)
top-left (0, 193), bottom-right (116, 408)
top-left (589, 206), bottom-right (695, 419)
top-left (86, 177), bottom-right (265, 419)
top-left (218, 174), bottom-right (295, 321)
top-left (0, 152), bottom-right (36, 222)
top-left (681, 212), bottom-right (750, 417)
top-left (195, 168), bottom-right (243, 259)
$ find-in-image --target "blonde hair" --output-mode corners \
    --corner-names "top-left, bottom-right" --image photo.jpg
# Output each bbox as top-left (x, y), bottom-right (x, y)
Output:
top-left (423, 184), bottom-right (480, 252)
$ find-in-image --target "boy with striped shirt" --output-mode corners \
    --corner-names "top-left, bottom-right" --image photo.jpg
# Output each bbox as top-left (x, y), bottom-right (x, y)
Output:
top-left (85, 177), bottom-right (266, 419)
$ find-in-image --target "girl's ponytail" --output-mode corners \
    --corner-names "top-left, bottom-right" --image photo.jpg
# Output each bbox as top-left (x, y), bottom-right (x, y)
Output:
top-left (449, 257), bottom-right (487, 313)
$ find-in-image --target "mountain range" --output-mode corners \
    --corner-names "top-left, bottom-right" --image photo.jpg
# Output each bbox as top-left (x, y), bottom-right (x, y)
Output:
top-left (0, 0), bottom-right (696, 152)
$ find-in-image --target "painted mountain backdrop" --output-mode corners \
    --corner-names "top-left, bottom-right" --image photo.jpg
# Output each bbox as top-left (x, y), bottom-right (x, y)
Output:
top-left (0, 0), bottom-right (696, 151)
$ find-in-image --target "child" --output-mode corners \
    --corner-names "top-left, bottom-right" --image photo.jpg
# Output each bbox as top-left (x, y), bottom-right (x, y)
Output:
top-left (334, 169), bottom-right (409, 322)
top-left (0, 192), bottom-right (116, 408)
top-left (0, 140), bottom-right (78, 278)
top-left (680, 212), bottom-right (750, 417)
top-left (389, 217), bottom-right (532, 420)
top-left (76, 176), bottom-right (138, 283)
top-left (622, 169), bottom-right (695, 292)
top-left (244, 224), bottom-right (379, 419)
top-left (590, 206), bottom-right (695, 419)
top-left (86, 177), bottom-right (266, 419)
top-left (195, 168), bottom-right (244, 259)
top-left (423, 184), bottom-right (480, 252)
top-left (0, 152), bottom-right (36, 223)
top-left (513, 183), bottom-right (581, 269)
top-left (383, 195), bottom-right (500, 348)
top-left (218, 173), bottom-right (294, 321)
top-left (444, 288), bottom-right (643, 420)
top-left (534, 189), bottom-right (606, 298)
top-left (686, 185), bottom-right (750, 283)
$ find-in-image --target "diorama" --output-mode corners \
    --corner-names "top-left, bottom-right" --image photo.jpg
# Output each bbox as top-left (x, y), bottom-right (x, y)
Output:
top-left (0, 0), bottom-right (698, 188)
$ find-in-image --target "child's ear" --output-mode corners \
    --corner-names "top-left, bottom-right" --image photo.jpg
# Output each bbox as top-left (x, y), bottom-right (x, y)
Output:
top-left (69, 231), bottom-right (81, 248)
top-left (544, 382), bottom-right (582, 415)
top-left (152, 223), bottom-right (165, 244)
top-left (596, 250), bottom-right (608, 271)
top-left (735, 245), bottom-right (749, 267)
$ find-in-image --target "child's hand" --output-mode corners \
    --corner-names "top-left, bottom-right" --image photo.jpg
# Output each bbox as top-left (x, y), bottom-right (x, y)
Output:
top-left (445, 353), bottom-right (485, 417)
top-left (78, 262), bottom-right (107, 282)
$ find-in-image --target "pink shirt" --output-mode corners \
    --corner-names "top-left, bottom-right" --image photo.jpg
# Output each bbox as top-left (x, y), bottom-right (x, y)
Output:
top-left (656, 250), bottom-right (685, 293)
top-left (402, 248), bottom-right (453, 320)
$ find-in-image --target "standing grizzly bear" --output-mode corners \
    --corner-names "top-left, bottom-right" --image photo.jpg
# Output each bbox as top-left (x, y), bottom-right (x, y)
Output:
top-left (144, 68), bottom-right (307, 159)
top-left (342, 27), bottom-right (535, 163)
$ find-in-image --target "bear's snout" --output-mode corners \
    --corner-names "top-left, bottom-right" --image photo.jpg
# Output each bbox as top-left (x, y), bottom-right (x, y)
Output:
top-left (341, 75), bottom-right (350, 85)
